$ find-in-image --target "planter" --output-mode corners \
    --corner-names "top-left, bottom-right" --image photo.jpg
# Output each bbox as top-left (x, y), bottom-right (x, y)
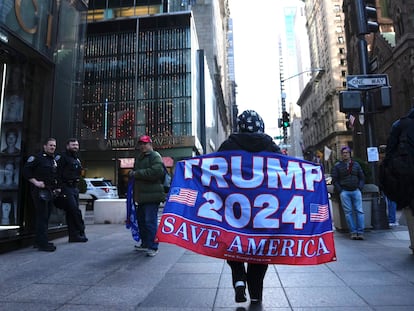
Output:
top-left (79, 193), bottom-right (93, 220)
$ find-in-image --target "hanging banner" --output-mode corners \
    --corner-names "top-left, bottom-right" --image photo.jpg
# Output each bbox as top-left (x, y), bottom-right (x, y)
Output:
top-left (156, 151), bottom-right (336, 265)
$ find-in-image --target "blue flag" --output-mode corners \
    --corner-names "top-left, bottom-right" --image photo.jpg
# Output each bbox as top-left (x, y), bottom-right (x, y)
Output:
top-left (126, 177), bottom-right (140, 242)
top-left (156, 150), bottom-right (336, 265)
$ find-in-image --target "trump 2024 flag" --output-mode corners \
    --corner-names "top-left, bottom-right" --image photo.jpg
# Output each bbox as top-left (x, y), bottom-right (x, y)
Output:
top-left (156, 151), bottom-right (336, 265)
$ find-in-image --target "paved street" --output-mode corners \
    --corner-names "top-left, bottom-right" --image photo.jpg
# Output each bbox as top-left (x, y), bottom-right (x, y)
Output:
top-left (1, 217), bottom-right (414, 311)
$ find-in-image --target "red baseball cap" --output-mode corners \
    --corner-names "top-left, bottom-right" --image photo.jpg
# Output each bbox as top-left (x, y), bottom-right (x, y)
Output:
top-left (138, 135), bottom-right (152, 143)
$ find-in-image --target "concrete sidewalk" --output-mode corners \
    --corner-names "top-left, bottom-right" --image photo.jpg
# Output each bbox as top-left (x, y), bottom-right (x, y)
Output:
top-left (0, 223), bottom-right (414, 311)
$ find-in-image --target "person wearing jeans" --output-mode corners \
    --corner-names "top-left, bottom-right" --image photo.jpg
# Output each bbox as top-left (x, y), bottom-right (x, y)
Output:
top-left (129, 135), bottom-right (165, 257)
top-left (386, 196), bottom-right (398, 226)
top-left (340, 189), bottom-right (364, 236)
top-left (332, 146), bottom-right (365, 240)
top-left (136, 202), bottom-right (159, 252)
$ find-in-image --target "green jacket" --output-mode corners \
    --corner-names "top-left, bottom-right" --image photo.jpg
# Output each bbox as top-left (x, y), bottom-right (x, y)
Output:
top-left (132, 150), bottom-right (165, 203)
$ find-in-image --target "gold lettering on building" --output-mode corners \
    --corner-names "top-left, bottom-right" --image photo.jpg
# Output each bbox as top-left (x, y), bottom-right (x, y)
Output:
top-left (15, 0), bottom-right (39, 34)
top-left (106, 139), bottom-right (136, 149)
top-left (153, 136), bottom-right (185, 146)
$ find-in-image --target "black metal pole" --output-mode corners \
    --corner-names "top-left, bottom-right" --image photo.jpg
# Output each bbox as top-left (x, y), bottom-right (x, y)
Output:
top-left (357, 37), bottom-right (377, 184)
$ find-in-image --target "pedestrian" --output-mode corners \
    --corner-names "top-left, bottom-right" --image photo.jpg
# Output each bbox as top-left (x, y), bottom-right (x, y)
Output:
top-left (23, 138), bottom-right (60, 252)
top-left (129, 135), bottom-right (165, 257)
top-left (217, 110), bottom-right (281, 305)
top-left (56, 138), bottom-right (88, 243)
top-left (331, 146), bottom-right (365, 240)
top-left (378, 145), bottom-right (398, 227)
top-left (383, 106), bottom-right (414, 253)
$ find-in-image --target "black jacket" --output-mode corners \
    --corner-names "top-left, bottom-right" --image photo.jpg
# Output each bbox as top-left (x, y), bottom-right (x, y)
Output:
top-left (218, 133), bottom-right (281, 153)
top-left (57, 150), bottom-right (82, 184)
top-left (23, 152), bottom-right (59, 190)
top-left (385, 108), bottom-right (414, 163)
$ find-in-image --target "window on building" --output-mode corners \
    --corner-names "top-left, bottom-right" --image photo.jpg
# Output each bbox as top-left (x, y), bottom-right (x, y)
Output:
top-left (82, 15), bottom-right (192, 141)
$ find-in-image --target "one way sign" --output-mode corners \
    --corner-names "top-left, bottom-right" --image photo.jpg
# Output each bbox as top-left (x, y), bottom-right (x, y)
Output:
top-left (346, 74), bottom-right (389, 90)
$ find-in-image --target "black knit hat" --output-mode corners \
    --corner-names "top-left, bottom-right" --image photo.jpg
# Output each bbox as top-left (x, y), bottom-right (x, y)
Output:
top-left (237, 110), bottom-right (265, 133)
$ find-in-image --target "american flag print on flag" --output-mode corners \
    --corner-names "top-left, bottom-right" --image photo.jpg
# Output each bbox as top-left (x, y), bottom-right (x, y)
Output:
top-left (168, 187), bottom-right (198, 207)
top-left (310, 203), bottom-right (329, 222)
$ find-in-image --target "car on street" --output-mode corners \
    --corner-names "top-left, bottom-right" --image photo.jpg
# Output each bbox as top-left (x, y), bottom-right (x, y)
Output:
top-left (84, 178), bottom-right (119, 200)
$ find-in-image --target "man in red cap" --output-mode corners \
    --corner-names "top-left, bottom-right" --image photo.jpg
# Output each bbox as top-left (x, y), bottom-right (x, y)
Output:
top-left (130, 135), bottom-right (165, 256)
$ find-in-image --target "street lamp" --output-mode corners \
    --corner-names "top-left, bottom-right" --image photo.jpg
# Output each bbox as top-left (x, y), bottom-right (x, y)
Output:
top-left (279, 68), bottom-right (325, 144)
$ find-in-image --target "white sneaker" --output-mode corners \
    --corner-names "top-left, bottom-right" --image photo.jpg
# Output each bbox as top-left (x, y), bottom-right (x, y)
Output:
top-left (146, 249), bottom-right (159, 257)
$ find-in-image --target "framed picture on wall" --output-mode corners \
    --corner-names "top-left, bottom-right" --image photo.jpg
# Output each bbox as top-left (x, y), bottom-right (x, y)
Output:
top-left (0, 126), bottom-right (21, 155)
top-left (3, 94), bottom-right (23, 122)
top-left (0, 191), bottom-right (18, 225)
top-left (0, 157), bottom-right (20, 190)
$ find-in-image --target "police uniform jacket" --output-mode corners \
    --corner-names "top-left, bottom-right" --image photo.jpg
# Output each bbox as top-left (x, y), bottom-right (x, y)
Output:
top-left (23, 152), bottom-right (59, 190)
top-left (57, 150), bottom-right (82, 187)
top-left (131, 150), bottom-right (165, 204)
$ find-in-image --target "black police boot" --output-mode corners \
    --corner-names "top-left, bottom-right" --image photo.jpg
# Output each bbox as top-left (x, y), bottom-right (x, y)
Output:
top-left (38, 244), bottom-right (56, 252)
top-left (68, 236), bottom-right (88, 243)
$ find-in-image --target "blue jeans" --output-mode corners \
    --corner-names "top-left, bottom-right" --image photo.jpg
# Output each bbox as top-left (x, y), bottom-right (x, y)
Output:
top-left (136, 202), bottom-right (159, 250)
top-left (340, 189), bottom-right (364, 234)
top-left (386, 196), bottom-right (397, 223)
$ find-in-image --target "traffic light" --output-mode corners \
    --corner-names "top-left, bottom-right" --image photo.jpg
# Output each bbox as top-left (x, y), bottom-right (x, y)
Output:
top-left (278, 118), bottom-right (283, 128)
top-left (354, 0), bottom-right (379, 35)
top-left (339, 90), bottom-right (363, 113)
top-left (282, 111), bottom-right (290, 128)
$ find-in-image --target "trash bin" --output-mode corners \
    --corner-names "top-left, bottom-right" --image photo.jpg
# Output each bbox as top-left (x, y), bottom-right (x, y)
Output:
top-left (327, 184), bottom-right (376, 232)
top-left (371, 188), bottom-right (388, 230)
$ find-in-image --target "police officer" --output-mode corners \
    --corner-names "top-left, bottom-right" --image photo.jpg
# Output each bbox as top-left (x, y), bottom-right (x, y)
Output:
top-left (23, 138), bottom-right (60, 252)
top-left (56, 138), bottom-right (88, 243)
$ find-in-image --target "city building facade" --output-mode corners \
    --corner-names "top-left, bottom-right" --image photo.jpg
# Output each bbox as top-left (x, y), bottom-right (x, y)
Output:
top-left (278, 2), bottom-right (311, 158)
top-left (82, 0), bottom-right (233, 196)
top-left (0, 0), bottom-right (88, 250)
top-left (300, 0), bottom-right (351, 173)
top-left (343, 0), bottom-right (413, 159)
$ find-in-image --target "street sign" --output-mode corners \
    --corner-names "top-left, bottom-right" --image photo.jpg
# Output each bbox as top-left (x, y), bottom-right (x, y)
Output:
top-left (346, 74), bottom-right (389, 90)
top-left (279, 144), bottom-right (291, 149)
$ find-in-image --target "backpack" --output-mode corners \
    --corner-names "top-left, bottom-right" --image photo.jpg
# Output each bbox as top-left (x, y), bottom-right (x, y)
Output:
top-left (389, 117), bottom-right (414, 177)
top-left (162, 164), bottom-right (172, 193)
top-left (380, 117), bottom-right (414, 206)
top-left (149, 151), bottom-right (172, 193)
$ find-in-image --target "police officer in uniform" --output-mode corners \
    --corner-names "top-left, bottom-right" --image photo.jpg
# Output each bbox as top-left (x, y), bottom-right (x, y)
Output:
top-left (23, 138), bottom-right (60, 252)
top-left (56, 138), bottom-right (87, 242)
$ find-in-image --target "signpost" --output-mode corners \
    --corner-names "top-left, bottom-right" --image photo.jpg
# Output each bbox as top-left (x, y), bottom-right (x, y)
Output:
top-left (346, 74), bottom-right (389, 89)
